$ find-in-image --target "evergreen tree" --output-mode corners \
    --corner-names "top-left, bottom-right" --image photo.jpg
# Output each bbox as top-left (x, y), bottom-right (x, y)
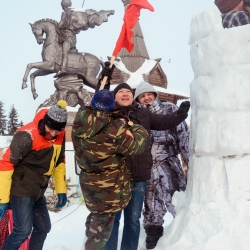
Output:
top-left (19, 120), bottom-right (24, 127)
top-left (0, 101), bottom-right (7, 135)
top-left (7, 105), bottom-right (19, 135)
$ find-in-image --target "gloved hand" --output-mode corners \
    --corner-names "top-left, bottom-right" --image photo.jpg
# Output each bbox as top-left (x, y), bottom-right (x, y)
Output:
top-left (177, 101), bottom-right (190, 118)
top-left (0, 203), bottom-right (8, 219)
top-left (55, 193), bottom-right (67, 208)
top-left (101, 61), bottom-right (115, 81)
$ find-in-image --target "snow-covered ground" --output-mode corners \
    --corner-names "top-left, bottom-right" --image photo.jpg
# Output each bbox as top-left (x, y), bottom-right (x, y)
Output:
top-left (44, 203), bottom-right (173, 250)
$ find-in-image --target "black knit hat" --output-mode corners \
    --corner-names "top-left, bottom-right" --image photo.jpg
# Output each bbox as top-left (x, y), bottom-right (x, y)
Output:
top-left (43, 100), bottom-right (68, 131)
top-left (113, 83), bottom-right (133, 97)
top-left (91, 89), bottom-right (115, 111)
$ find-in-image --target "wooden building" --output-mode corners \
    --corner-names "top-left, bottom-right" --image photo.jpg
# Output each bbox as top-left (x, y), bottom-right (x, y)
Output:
top-left (108, 0), bottom-right (189, 104)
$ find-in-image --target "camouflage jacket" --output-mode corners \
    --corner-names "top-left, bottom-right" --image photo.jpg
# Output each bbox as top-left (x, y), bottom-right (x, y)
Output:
top-left (141, 99), bottom-right (189, 191)
top-left (72, 106), bottom-right (148, 214)
top-left (143, 99), bottom-right (189, 165)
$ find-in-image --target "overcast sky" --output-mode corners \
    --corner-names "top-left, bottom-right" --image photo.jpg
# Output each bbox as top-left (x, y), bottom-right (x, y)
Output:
top-left (0, 0), bottom-right (216, 124)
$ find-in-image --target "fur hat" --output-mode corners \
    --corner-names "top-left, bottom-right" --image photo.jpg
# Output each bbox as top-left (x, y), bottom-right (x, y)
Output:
top-left (214, 0), bottom-right (242, 13)
top-left (134, 81), bottom-right (158, 102)
top-left (91, 89), bottom-right (115, 111)
top-left (113, 83), bottom-right (133, 98)
top-left (44, 100), bottom-right (68, 131)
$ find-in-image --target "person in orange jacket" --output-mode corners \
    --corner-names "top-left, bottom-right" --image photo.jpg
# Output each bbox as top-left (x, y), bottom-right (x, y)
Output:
top-left (0, 100), bottom-right (68, 250)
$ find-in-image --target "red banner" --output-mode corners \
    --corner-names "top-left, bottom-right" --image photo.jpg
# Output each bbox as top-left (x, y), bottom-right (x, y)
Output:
top-left (112, 0), bottom-right (154, 57)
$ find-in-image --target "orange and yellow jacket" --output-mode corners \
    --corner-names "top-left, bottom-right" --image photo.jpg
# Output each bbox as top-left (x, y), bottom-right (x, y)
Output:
top-left (0, 108), bottom-right (67, 204)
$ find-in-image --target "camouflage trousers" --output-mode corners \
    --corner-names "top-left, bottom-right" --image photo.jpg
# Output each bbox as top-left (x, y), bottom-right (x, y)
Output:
top-left (85, 212), bottom-right (115, 250)
top-left (143, 157), bottom-right (186, 227)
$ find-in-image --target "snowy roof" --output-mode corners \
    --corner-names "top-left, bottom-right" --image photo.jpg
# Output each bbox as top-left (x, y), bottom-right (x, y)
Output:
top-left (154, 86), bottom-right (189, 98)
top-left (83, 58), bottom-right (189, 98)
top-left (83, 84), bottom-right (189, 98)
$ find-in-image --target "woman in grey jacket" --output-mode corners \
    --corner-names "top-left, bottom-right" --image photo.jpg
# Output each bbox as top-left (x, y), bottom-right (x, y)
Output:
top-left (134, 81), bottom-right (190, 250)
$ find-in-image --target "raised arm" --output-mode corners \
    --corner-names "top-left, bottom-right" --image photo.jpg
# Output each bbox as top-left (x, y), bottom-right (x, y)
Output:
top-left (149, 101), bottom-right (190, 131)
top-left (115, 123), bottom-right (148, 156)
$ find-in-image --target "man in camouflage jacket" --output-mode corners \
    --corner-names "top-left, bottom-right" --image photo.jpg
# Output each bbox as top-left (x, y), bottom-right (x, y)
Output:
top-left (134, 81), bottom-right (189, 250)
top-left (71, 90), bottom-right (148, 250)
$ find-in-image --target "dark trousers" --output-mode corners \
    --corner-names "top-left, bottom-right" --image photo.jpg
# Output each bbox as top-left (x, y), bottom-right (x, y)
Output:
top-left (105, 181), bottom-right (147, 250)
top-left (2, 195), bottom-right (51, 250)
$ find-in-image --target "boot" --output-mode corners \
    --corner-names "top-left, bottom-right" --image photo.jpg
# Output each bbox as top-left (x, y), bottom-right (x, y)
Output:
top-left (145, 225), bottom-right (164, 250)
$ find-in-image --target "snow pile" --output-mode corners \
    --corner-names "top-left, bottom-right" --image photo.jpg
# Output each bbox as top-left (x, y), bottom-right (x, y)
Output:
top-left (155, 9), bottom-right (250, 250)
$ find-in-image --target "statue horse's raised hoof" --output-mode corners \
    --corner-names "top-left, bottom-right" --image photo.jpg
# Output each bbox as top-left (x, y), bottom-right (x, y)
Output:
top-left (32, 91), bottom-right (38, 100)
top-left (22, 81), bottom-right (28, 89)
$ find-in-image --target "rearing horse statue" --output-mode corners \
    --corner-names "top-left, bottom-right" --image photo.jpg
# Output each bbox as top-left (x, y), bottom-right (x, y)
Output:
top-left (21, 11), bottom-right (114, 100)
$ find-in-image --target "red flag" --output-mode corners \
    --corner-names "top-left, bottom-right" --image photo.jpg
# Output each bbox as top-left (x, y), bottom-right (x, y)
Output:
top-left (112, 0), bottom-right (154, 57)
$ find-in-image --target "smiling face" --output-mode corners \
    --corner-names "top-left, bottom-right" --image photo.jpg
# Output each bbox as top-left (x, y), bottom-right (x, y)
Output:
top-left (44, 125), bottom-right (62, 140)
top-left (138, 92), bottom-right (156, 105)
top-left (115, 88), bottom-right (134, 107)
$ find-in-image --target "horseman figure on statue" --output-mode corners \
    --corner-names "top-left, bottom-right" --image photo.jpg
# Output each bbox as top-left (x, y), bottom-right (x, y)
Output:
top-left (55, 0), bottom-right (115, 78)
top-left (55, 0), bottom-right (78, 78)
top-left (21, 0), bottom-right (114, 104)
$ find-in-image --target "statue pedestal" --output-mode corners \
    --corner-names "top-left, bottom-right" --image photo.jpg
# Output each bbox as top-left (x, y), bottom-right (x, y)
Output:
top-left (54, 75), bottom-right (92, 107)
top-left (37, 75), bottom-right (93, 110)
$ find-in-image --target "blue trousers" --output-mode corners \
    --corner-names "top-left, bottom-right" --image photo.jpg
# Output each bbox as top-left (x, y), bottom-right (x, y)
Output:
top-left (2, 195), bottom-right (51, 250)
top-left (105, 181), bottom-right (147, 250)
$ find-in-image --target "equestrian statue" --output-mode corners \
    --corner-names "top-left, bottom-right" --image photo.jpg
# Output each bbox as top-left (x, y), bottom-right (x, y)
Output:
top-left (22, 0), bottom-right (114, 103)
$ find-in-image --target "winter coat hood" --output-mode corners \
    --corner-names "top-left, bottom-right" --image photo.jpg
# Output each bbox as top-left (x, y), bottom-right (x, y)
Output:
top-left (134, 81), bottom-right (158, 102)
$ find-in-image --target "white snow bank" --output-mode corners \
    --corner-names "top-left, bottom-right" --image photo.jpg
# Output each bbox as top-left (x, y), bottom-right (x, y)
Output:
top-left (156, 9), bottom-right (250, 250)
top-left (189, 9), bottom-right (223, 45)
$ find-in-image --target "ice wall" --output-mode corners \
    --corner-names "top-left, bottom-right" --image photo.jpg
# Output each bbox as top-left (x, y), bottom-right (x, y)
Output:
top-left (155, 9), bottom-right (250, 250)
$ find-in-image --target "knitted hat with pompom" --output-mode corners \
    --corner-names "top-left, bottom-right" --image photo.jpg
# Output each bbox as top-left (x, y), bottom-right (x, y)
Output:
top-left (44, 100), bottom-right (68, 131)
top-left (91, 89), bottom-right (115, 111)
